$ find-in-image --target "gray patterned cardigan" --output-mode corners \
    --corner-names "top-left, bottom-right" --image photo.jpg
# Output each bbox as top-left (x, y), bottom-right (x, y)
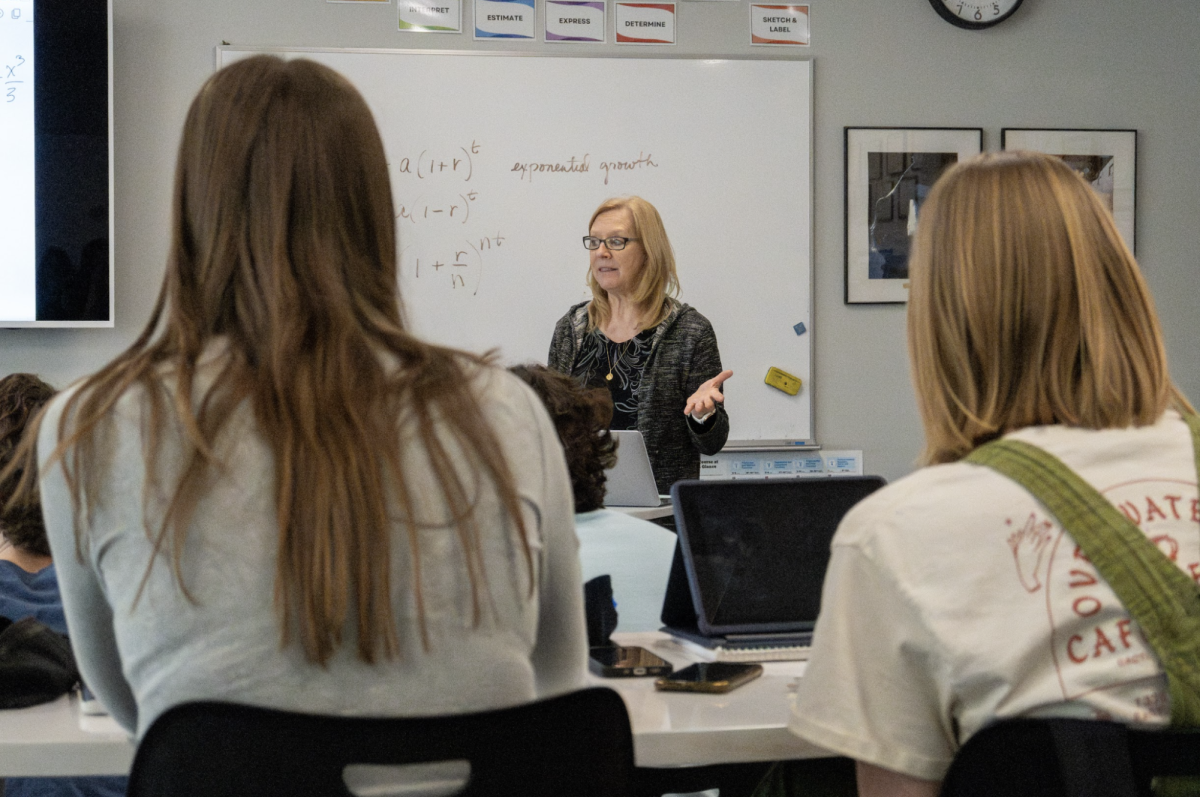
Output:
top-left (548, 299), bottom-right (730, 494)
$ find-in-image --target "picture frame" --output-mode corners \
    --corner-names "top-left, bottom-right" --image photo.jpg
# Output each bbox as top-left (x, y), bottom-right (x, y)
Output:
top-left (1002, 128), bottom-right (1137, 253)
top-left (845, 127), bottom-right (982, 304)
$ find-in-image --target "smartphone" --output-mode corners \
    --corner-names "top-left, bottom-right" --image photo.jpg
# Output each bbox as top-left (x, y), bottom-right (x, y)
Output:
top-left (654, 662), bottom-right (763, 693)
top-left (588, 645), bottom-right (673, 678)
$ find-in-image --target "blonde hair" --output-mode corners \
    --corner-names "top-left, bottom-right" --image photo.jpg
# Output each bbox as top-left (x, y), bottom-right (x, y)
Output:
top-left (908, 150), bottom-right (1192, 465)
top-left (8, 56), bottom-right (530, 666)
top-left (585, 196), bottom-right (679, 331)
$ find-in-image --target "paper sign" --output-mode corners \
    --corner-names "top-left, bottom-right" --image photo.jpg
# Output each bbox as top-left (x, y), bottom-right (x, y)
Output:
top-left (615, 2), bottom-right (676, 45)
top-left (399, 0), bottom-right (462, 32)
top-left (824, 451), bottom-right (864, 475)
top-left (749, 4), bottom-right (809, 46)
top-left (545, 0), bottom-right (605, 42)
top-left (475, 0), bottom-right (535, 38)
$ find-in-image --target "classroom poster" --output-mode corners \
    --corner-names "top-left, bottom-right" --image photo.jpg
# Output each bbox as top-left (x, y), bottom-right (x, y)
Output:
top-left (475, 0), bottom-right (536, 39)
top-left (749, 4), bottom-right (809, 46)
top-left (399, 0), bottom-right (463, 32)
top-left (544, 0), bottom-right (605, 42)
top-left (615, 2), bottom-right (676, 44)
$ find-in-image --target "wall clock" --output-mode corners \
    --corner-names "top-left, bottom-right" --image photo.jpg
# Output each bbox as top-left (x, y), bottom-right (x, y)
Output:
top-left (928, 0), bottom-right (1024, 30)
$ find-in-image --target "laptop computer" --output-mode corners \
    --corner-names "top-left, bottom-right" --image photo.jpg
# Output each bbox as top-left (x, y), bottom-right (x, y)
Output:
top-left (661, 476), bottom-right (886, 661)
top-left (604, 430), bottom-right (664, 508)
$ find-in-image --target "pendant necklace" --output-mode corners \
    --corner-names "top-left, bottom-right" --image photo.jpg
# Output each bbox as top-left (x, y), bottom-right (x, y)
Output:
top-left (605, 338), bottom-right (631, 382)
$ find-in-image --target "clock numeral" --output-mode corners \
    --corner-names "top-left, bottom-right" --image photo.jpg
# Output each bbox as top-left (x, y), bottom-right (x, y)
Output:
top-left (993, 2), bottom-right (1000, 13)
top-left (974, 8), bottom-right (982, 19)
top-left (956, 2), bottom-right (963, 12)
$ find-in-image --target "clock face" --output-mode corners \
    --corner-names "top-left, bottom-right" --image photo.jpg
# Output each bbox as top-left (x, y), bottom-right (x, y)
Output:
top-left (930, 0), bottom-right (1024, 29)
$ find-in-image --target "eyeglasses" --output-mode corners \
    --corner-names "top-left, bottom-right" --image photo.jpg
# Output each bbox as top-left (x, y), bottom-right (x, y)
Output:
top-left (583, 236), bottom-right (640, 251)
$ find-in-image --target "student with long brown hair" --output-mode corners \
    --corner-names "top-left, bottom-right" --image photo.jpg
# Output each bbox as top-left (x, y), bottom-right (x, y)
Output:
top-left (21, 55), bottom-right (586, 738)
top-left (787, 151), bottom-right (1196, 797)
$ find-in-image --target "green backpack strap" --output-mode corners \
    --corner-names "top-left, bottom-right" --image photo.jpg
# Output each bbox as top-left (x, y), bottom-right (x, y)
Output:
top-left (966, 417), bottom-right (1200, 728)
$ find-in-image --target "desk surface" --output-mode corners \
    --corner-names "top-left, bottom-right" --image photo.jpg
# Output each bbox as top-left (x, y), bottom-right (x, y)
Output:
top-left (0, 632), bottom-right (830, 776)
top-left (0, 693), bottom-right (132, 777)
top-left (594, 631), bottom-right (831, 768)
top-left (607, 502), bottom-right (674, 521)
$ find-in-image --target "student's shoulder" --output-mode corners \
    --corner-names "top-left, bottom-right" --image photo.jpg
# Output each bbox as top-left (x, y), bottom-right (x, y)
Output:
top-left (834, 459), bottom-right (1029, 551)
top-left (465, 360), bottom-right (556, 436)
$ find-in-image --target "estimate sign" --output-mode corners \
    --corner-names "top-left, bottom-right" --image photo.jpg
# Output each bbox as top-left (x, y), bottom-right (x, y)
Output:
top-left (749, 4), bottom-right (809, 46)
top-left (475, 0), bottom-right (535, 38)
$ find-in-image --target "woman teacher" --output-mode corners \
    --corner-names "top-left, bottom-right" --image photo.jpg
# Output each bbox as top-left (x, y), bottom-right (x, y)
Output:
top-left (548, 196), bottom-right (731, 495)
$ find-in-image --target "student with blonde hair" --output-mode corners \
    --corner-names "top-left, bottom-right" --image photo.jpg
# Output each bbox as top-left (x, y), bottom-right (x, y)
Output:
top-left (13, 55), bottom-right (585, 739)
top-left (788, 151), bottom-right (1197, 797)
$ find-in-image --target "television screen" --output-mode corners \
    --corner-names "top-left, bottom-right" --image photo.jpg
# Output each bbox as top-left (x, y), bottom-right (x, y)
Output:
top-left (0, 0), bottom-right (112, 327)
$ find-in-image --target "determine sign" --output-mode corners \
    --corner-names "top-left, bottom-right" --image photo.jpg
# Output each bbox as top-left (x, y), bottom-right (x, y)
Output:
top-left (749, 4), bottom-right (809, 46)
top-left (399, 0), bottom-right (462, 31)
top-left (545, 0), bottom-right (605, 42)
top-left (615, 2), bottom-right (676, 45)
top-left (475, 0), bottom-right (535, 38)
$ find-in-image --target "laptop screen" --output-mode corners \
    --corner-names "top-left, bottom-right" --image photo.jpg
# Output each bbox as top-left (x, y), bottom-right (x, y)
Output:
top-left (670, 477), bottom-right (885, 635)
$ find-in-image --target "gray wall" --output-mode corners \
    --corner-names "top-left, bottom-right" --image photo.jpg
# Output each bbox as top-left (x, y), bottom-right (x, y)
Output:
top-left (4, 0), bottom-right (1197, 483)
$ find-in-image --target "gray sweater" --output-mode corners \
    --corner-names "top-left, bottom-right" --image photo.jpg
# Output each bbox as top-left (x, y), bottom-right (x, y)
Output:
top-left (39, 346), bottom-right (587, 738)
top-left (549, 299), bottom-right (730, 494)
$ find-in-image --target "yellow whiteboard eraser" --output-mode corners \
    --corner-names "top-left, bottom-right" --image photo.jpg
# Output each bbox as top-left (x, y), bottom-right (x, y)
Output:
top-left (764, 367), bottom-right (802, 396)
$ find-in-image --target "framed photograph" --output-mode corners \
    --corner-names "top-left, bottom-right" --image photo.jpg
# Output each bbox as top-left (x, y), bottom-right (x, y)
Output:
top-left (845, 127), bottom-right (982, 304)
top-left (1002, 128), bottom-right (1137, 253)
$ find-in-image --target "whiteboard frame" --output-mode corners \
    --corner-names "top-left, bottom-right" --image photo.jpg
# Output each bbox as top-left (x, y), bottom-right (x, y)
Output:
top-left (216, 46), bottom-right (816, 450)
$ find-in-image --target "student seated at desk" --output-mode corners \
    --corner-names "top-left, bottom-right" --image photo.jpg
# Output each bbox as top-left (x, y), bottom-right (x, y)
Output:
top-left (0, 373), bottom-right (126, 797)
top-left (510, 364), bottom-right (675, 633)
top-left (788, 152), bottom-right (1198, 797)
top-left (11, 55), bottom-right (586, 741)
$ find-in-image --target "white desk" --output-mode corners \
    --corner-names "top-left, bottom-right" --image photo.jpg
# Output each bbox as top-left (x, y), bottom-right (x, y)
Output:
top-left (608, 502), bottom-right (674, 521)
top-left (594, 631), bottom-right (832, 768)
top-left (0, 632), bottom-right (831, 776)
top-left (0, 693), bottom-right (132, 777)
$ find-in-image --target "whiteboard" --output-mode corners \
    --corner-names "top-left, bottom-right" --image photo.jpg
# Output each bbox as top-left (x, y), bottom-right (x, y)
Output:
top-left (219, 48), bottom-right (814, 445)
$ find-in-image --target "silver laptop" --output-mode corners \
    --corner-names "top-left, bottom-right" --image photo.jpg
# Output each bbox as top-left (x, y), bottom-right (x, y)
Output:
top-left (604, 430), bottom-right (663, 508)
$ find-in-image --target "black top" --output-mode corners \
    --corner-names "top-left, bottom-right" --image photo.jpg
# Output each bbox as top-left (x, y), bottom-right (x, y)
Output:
top-left (548, 299), bottom-right (729, 494)
top-left (577, 327), bottom-right (657, 430)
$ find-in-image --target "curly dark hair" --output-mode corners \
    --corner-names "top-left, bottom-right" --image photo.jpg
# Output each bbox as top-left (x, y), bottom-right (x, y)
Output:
top-left (509, 365), bottom-right (616, 513)
top-left (0, 373), bottom-right (56, 557)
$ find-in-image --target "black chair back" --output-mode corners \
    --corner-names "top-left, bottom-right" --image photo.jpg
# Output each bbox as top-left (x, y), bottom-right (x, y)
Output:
top-left (940, 718), bottom-right (1200, 797)
top-left (128, 687), bottom-right (634, 797)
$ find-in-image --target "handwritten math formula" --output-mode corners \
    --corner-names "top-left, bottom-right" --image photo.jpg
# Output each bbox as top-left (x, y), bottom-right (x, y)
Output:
top-left (405, 232), bottom-right (505, 296)
top-left (395, 140), bottom-right (482, 228)
top-left (2, 1), bottom-right (31, 107)
top-left (395, 140), bottom-right (513, 298)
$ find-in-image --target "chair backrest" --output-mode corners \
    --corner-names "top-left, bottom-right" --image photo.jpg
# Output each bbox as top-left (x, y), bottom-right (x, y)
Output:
top-left (939, 718), bottom-right (1200, 797)
top-left (127, 687), bottom-right (635, 797)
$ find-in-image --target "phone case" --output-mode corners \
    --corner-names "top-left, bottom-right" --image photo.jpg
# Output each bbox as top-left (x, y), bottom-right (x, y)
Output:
top-left (653, 663), bottom-right (763, 693)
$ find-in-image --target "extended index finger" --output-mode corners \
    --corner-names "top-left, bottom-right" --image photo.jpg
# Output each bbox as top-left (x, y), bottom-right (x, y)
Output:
top-left (710, 369), bottom-right (734, 388)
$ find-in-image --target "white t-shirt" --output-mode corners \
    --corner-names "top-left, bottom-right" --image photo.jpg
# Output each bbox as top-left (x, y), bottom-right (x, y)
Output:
top-left (790, 411), bottom-right (1198, 781)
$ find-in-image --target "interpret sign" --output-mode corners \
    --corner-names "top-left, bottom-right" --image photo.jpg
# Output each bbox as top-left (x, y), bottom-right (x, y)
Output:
top-left (399, 0), bottom-right (463, 32)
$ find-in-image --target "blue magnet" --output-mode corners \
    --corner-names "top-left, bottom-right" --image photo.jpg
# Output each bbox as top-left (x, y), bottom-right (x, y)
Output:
top-left (793, 322), bottom-right (807, 336)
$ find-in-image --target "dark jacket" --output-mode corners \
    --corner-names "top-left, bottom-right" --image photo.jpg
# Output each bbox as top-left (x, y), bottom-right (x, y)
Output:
top-left (548, 299), bottom-right (729, 494)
